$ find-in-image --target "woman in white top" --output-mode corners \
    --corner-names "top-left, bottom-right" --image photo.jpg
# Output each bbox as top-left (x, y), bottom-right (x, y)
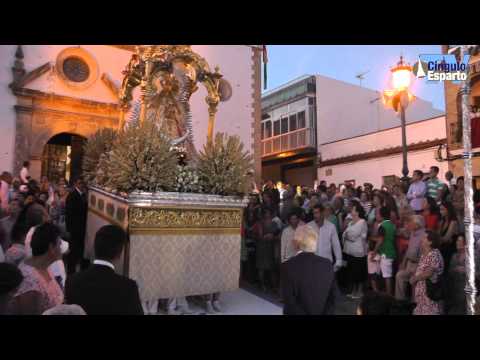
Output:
top-left (23, 203), bottom-right (68, 289)
top-left (342, 201), bottom-right (368, 299)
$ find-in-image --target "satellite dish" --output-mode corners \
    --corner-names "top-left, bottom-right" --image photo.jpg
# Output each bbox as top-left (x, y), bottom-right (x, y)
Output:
top-left (218, 78), bottom-right (232, 102)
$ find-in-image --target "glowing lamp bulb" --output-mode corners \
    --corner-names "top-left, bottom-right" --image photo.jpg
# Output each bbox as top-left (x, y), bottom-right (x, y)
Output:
top-left (391, 67), bottom-right (412, 91)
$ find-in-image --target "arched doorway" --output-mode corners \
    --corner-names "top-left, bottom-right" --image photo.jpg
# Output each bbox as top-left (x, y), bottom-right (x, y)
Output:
top-left (41, 133), bottom-right (87, 184)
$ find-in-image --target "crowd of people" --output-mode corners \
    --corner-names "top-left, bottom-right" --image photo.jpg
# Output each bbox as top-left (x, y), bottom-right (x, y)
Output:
top-left (243, 166), bottom-right (480, 315)
top-left (0, 161), bottom-right (147, 315)
top-left (0, 162), bottom-right (233, 316)
top-left (2, 159), bottom-right (480, 315)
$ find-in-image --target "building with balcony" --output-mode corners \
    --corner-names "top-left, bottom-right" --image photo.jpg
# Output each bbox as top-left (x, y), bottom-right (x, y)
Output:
top-left (261, 75), bottom-right (317, 186)
top-left (261, 74), bottom-right (444, 188)
top-left (442, 45), bottom-right (480, 183)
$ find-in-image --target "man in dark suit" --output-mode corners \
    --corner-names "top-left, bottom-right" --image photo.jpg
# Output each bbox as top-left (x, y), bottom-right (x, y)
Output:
top-left (65, 225), bottom-right (144, 315)
top-left (281, 225), bottom-right (336, 315)
top-left (65, 178), bottom-right (88, 274)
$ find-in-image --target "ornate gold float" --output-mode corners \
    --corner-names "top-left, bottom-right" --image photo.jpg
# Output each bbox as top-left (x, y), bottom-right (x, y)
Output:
top-left (85, 45), bottom-right (245, 302)
top-left (85, 187), bottom-right (247, 301)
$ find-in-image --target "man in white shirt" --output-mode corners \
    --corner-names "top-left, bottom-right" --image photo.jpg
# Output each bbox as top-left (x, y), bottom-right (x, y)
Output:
top-left (308, 204), bottom-right (343, 271)
top-left (281, 211), bottom-right (304, 263)
top-left (20, 161), bottom-right (30, 185)
top-left (407, 170), bottom-right (427, 214)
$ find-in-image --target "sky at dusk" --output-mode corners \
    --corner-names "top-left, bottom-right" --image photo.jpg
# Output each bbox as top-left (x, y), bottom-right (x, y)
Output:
top-left (264, 45), bottom-right (446, 111)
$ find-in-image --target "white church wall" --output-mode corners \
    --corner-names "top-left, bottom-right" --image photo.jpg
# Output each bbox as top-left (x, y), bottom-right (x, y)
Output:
top-left (24, 45), bottom-right (131, 104)
top-left (0, 45), bottom-right (17, 172)
top-left (0, 45), bottom-right (256, 173)
top-left (190, 45), bottom-right (254, 154)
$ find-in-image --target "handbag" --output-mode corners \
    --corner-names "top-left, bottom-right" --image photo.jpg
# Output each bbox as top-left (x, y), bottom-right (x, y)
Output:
top-left (426, 275), bottom-right (445, 301)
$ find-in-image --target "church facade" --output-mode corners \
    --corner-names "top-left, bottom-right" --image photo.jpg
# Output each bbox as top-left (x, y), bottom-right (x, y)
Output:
top-left (0, 45), bottom-right (262, 184)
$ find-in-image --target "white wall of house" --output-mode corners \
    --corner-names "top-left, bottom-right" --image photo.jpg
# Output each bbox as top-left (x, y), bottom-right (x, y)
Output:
top-left (318, 116), bottom-right (448, 188)
top-left (315, 75), bottom-right (444, 146)
top-left (321, 116), bottom-right (446, 160)
top-left (319, 147), bottom-right (449, 188)
top-left (0, 45), bottom-right (255, 174)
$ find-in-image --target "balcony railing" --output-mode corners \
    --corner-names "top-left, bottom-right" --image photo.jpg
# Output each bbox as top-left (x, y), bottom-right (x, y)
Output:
top-left (261, 127), bottom-right (315, 157)
top-left (449, 112), bottom-right (480, 148)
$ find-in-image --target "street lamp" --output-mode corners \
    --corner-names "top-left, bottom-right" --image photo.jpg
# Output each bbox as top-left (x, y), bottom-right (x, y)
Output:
top-left (383, 56), bottom-right (414, 183)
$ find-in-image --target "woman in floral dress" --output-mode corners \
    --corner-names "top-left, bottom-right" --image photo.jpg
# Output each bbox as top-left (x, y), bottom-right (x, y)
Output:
top-left (410, 230), bottom-right (444, 315)
top-left (9, 223), bottom-right (64, 315)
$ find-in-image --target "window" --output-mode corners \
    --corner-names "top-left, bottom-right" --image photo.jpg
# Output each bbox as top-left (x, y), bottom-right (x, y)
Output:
top-left (261, 123), bottom-right (265, 140)
top-left (289, 113), bottom-right (297, 132)
top-left (62, 56), bottom-right (90, 82)
top-left (281, 117), bottom-right (289, 134)
top-left (261, 113), bottom-right (271, 120)
top-left (308, 97), bottom-right (315, 105)
top-left (265, 121), bottom-right (272, 138)
top-left (298, 111), bottom-right (306, 129)
top-left (273, 120), bottom-right (281, 136)
top-left (473, 96), bottom-right (480, 110)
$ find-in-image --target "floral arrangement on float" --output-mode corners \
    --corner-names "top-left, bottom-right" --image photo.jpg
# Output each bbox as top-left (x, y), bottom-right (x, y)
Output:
top-left (82, 122), bottom-right (253, 198)
top-left (82, 44), bottom-right (253, 199)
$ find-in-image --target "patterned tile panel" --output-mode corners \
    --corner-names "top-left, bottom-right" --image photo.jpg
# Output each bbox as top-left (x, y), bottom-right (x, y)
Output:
top-left (129, 233), bottom-right (241, 300)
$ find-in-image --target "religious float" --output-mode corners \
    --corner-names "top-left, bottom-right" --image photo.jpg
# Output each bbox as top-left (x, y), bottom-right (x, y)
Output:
top-left (83, 45), bottom-right (252, 302)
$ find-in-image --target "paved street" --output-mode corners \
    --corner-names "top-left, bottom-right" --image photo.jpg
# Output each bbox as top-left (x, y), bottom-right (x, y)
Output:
top-left (239, 281), bottom-right (359, 315)
top-left (156, 285), bottom-right (358, 315)
top-left (151, 285), bottom-right (358, 315)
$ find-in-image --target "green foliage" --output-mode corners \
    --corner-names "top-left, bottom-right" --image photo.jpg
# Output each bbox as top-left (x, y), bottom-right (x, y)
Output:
top-left (82, 128), bottom-right (117, 184)
top-left (197, 133), bottom-right (253, 196)
top-left (101, 120), bottom-right (179, 193)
